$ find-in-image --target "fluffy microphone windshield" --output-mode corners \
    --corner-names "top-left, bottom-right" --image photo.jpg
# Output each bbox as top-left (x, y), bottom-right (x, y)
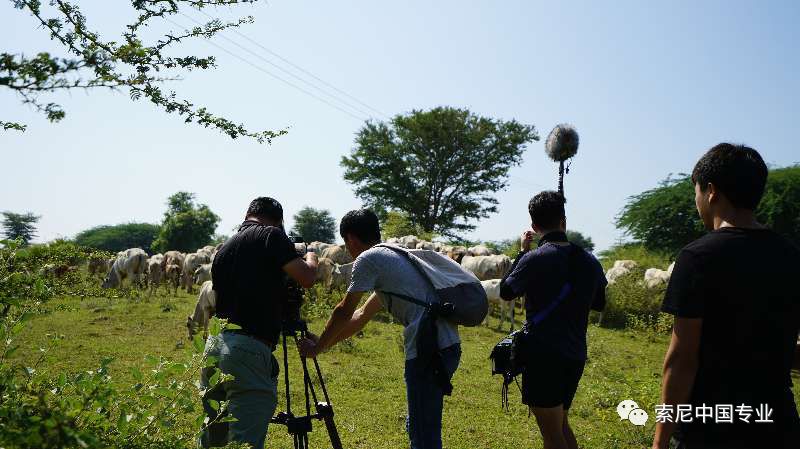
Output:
top-left (545, 124), bottom-right (579, 162)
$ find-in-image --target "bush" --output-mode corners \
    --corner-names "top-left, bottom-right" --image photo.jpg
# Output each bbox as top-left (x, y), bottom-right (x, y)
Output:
top-left (74, 223), bottom-right (161, 254)
top-left (0, 240), bottom-right (236, 448)
top-left (599, 267), bottom-right (667, 329)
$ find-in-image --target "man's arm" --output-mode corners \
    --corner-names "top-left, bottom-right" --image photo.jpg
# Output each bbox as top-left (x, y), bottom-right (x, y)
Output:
top-left (303, 290), bottom-right (365, 357)
top-left (283, 252), bottom-right (318, 288)
top-left (323, 292), bottom-right (383, 346)
top-left (652, 317), bottom-right (702, 449)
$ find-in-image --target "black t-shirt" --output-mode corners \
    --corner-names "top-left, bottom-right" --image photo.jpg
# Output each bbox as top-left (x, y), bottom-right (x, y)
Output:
top-left (501, 232), bottom-right (607, 361)
top-left (662, 227), bottom-right (800, 447)
top-left (211, 221), bottom-right (300, 343)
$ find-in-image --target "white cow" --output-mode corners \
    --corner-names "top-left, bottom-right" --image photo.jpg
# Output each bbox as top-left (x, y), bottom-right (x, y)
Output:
top-left (481, 279), bottom-right (517, 332)
top-left (461, 254), bottom-right (512, 281)
top-left (329, 262), bottom-right (353, 291)
top-left (102, 248), bottom-right (148, 289)
top-left (468, 244), bottom-right (493, 256)
top-left (397, 235), bottom-right (420, 249)
top-left (605, 259), bottom-right (638, 284)
top-left (183, 252), bottom-right (211, 293)
top-left (187, 281), bottom-right (216, 339)
top-left (146, 258), bottom-right (164, 296)
top-left (165, 263), bottom-right (182, 296)
top-left (321, 245), bottom-right (353, 265)
top-left (447, 246), bottom-right (468, 263)
top-left (193, 263), bottom-right (212, 285)
top-left (415, 240), bottom-right (436, 251)
top-left (314, 258), bottom-right (353, 291)
top-left (644, 267), bottom-right (671, 289)
top-left (307, 241), bottom-right (335, 256)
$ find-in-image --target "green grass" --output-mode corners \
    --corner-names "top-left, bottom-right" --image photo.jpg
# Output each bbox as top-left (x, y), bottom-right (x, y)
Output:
top-left (11, 291), bottom-right (800, 449)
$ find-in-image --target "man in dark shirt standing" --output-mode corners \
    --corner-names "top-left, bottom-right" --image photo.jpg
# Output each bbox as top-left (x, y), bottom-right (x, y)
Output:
top-left (500, 191), bottom-right (606, 449)
top-left (653, 144), bottom-right (800, 449)
top-left (200, 197), bottom-right (318, 449)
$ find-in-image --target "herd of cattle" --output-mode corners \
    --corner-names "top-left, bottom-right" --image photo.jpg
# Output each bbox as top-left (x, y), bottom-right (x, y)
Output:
top-left (89, 235), bottom-right (675, 338)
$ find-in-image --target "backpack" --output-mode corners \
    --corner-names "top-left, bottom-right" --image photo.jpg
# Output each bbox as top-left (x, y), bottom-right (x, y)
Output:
top-left (375, 244), bottom-right (489, 326)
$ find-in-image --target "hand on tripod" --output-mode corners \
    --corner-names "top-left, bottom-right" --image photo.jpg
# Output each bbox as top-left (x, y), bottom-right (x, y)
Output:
top-left (298, 332), bottom-right (321, 358)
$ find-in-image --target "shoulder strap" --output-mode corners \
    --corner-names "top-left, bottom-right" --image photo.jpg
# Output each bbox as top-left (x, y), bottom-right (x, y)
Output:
top-left (373, 244), bottom-right (436, 312)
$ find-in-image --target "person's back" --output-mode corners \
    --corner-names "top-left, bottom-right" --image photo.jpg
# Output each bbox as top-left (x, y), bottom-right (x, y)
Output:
top-left (517, 240), bottom-right (606, 361)
top-left (662, 227), bottom-right (800, 446)
top-left (349, 245), bottom-right (460, 359)
top-left (499, 191), bottom-right (606, 449)
top-left (654, 143), bottom-right (800, 449)
top-left (212, 220), bottom-right (298, 344)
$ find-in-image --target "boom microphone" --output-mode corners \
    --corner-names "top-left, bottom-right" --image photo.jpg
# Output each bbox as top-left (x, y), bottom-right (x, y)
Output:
top-left (544, 124), bottom-right (579, 197)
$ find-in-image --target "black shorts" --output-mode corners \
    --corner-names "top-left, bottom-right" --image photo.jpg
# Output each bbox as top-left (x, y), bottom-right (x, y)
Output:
top-left (521, 346), bottom-right (585, 409)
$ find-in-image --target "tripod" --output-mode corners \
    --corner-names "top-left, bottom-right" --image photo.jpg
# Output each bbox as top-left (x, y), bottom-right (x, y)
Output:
top-left (272, 319), bottom-right (343, 449)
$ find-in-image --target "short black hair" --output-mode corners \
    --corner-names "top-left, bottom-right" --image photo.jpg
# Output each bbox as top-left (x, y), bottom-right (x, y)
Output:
top-left (340, 209), bottom-right (381, 245)
top-left (691, 143), bottom-right (767, 210)
top-left (528, 191), bottom-right (566, 229)
top-left (246, 197), bottom-right (283, 221)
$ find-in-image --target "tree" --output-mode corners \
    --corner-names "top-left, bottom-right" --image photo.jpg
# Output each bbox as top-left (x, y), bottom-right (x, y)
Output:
top-left (291, 207), bottom-right (335, 243)
top-left (566, 230), bottom-right (595, 252)
top-left (380, 210), bottom-right (434, 241)
top-left (74, 222), bottom-right (160, 253)
top-left (151, 192), bottom-right (219, 253)
top-left (616, 165), bottom-right (800, 255)
top-left (341, 107), bottom-right (538, 238)
top-left (1, 211), bottom-right (40, 245)
top-left (1, 0), bottom-right (284, 143)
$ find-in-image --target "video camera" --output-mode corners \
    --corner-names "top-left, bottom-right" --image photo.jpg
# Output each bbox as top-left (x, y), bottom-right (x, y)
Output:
top-left (283, 235), bottom-right (307, 332)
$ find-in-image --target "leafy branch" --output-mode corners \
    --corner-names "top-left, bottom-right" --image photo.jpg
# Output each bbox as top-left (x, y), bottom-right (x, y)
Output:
top-left (2, 0), bottom-right (285, 143)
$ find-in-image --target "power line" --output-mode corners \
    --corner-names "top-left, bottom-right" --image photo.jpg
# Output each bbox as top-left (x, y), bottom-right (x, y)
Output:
top-left (163, 16), bottom-right (368, 122)
top-left (180, 11), bottom-right (379, 120)
top-left (193, 8), bottom-right (390, 120)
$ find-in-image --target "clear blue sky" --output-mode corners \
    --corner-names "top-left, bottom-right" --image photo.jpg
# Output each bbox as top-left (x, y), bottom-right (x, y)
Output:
top-left (2, 1), bottom-right (798, 252)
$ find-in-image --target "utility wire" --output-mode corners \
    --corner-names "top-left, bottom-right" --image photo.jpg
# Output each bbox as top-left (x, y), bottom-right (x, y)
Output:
top-left (164, 16), bottom-right (368, 122)
top-left (180, 11), bottom-right (379, 120)
top-left (192, 8), bottom-right (389, 120)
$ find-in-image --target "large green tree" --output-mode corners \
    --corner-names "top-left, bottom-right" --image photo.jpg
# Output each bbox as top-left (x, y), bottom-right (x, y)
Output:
top-left (152, 192), bottom-right (219, 253)
top-left (74, 222), bottom-right (160, 253)
top-left (291, 207), bottom-right (335, 243)
top-left (341, 107), bottom-right (538, 238)
top-left (1, 0), bottom-right (283, 143)
top-left (1, 211), bottom-right (40, 245)
top-left (616, 165), bottom-right (800, 255)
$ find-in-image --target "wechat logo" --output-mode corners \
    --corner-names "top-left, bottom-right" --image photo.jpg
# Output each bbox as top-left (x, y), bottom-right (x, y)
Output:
top-left (617, 399), bottom-right (649, 426)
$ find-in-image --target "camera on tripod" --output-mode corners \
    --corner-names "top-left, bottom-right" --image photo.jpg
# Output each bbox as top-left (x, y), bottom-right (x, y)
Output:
top-left (283, 235), bottom-right (308, 331)
top-left (274, 235), bottom-right (343, 449)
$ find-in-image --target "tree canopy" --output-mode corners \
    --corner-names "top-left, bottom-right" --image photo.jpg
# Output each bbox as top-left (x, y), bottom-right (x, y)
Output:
top-left (291, 207), bottom-right (336, 243)
top-left (341, 107), bottom-right (538, 238)
top-left (74, 222), bottom-right (160, 254)
top-left (616, 165), bottom-right (800, 255)
top-left (2, 0), bottom-right (283, 142)
top-left (151, 192), bottom-right (219, 253)
top-left (380, 210), bottom-right (434, 241)
top-left (1, 211), bottom-right (40, 245)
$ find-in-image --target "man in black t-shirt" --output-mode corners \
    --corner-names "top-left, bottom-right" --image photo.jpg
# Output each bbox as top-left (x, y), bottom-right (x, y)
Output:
top-left (500, 191), bottom-right (606, 449)
top-left (199, 197), bottom-right (318, 449)
top-left (653, 144), bottom-right (800, 449)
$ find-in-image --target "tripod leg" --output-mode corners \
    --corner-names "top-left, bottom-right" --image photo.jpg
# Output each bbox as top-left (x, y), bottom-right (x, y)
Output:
top-left (283, 334), bottom-right (292, 414)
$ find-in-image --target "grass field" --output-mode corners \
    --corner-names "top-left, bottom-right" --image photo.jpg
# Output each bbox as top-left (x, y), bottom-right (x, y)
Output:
top-left (11, 289), bottom-right (800, 449)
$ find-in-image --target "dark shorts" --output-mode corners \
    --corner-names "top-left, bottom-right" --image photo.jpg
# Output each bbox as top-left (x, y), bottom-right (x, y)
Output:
top-left (521, 346), bottom-right (585, 409)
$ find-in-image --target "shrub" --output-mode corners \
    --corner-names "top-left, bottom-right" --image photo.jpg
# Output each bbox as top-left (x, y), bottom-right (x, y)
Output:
top-left (0, 240), bottom-right (236, 448)
top-left (600, 267), bottom-right (667, 329)
top-left (74, 223), bottom-right (161, 254)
